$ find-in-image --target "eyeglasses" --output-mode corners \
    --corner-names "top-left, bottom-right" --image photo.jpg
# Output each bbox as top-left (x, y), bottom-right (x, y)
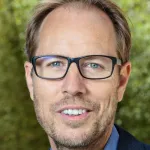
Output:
top-left (31, 55), bottom-right (122, 80)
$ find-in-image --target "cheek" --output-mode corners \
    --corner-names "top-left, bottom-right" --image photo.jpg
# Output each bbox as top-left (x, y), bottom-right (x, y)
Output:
top-left (87, 79), bottom-right (117, 98)
top-left (32, 79), bottom-right (63, 128)
top-left (33, 78), bottom-right (62, 115)
top-left (86, 78), bottom-right (118, 110)
top-left (33, 78), bottom-right (62, 100)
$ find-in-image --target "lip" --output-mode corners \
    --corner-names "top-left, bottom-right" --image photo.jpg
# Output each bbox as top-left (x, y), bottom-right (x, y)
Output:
top-left (56, 105), bottom-right (92, 113)
top-left (56, 105), bottom-right (92, 121)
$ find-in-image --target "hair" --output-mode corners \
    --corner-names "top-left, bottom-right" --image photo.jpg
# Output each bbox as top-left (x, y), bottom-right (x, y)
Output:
top-left (25, 0), bottom-right (131, 63)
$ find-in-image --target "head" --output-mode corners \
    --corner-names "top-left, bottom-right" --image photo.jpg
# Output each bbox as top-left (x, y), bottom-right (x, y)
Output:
top-left (24, 0), bottom-right (131, 149)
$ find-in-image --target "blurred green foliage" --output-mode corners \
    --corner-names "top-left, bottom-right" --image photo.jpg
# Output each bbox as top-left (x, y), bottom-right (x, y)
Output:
top-left (116, 0), bottom-right (150, 143)
top-left (0, 0), bottom-right (150, 149)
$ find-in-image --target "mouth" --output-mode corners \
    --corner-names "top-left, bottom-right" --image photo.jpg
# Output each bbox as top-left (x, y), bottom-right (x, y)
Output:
top-left (61, 108), bottom-right (90, 116)
top-left (57, 106), bottom-right (92, 120)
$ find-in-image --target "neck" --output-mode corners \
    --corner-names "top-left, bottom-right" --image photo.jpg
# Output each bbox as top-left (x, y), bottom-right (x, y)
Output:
top-left (48, 123), bottom-right (114, 150)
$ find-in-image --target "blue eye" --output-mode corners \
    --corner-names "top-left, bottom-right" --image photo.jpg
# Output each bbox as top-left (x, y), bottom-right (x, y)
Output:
top-left (51, 61), bottom-right (61, 67)
top-left (89, 63), bottom-right (99, 68)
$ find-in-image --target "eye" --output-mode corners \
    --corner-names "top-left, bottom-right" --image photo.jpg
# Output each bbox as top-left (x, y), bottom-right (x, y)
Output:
top-left (89, 63), bottom-right (100, 68)
top-left (51, 61), bottom-right (61, 67)
top-left (82, 62), bottom-right (105, 70)
top-left (82, 63), bottom-right (101, 68)
top-left (47, 61), bottom-right (63, 67)
top-left (84, 63), bottom-right (104, 69)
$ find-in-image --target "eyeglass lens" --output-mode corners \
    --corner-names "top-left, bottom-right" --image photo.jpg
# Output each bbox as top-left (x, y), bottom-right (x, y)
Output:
top-left (34, 55), bottom-right (113, 79)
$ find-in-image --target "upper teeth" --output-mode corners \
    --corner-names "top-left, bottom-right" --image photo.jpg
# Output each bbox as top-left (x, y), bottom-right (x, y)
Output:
top-left (62, 109), bottom-right (86, 115)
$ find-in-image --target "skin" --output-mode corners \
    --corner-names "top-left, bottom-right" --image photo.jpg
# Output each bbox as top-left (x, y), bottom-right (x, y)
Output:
top-left (25, 3), bottom-right (131, 150)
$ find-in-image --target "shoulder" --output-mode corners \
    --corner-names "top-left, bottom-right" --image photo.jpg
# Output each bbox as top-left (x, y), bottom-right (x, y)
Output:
top-left (115, 124), bottom-right (150, 150)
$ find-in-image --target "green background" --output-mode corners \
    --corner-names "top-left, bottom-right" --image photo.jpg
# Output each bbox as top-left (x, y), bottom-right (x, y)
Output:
top-left (0, 0), bottom-right (150, 149)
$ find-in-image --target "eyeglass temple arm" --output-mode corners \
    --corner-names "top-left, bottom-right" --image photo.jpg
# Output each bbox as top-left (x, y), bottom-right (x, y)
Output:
top-left (116, 58), bottom-right (122, 66)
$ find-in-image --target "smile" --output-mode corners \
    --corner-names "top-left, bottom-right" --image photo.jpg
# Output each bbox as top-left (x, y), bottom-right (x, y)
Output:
top-left (61, 109), bottom-right (87, 116)
top-left (57, 106), bottom-right (92, 120)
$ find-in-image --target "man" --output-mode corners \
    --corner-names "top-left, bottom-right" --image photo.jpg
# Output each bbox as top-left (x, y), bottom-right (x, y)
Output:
top-left (24, 0), bottom-right (150, 149)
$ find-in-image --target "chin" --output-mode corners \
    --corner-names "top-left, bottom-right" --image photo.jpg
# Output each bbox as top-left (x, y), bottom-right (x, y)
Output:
top-left (49, 121), bottom-right (104, 148)
top-left (52, 134), bottom-right (93, 148)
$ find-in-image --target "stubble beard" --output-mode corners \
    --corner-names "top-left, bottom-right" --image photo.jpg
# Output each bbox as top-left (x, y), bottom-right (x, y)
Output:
top-left (33, 91), bottom-right (118, 150)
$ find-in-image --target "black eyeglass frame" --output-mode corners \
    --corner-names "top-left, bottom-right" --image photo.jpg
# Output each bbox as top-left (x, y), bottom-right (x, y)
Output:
top-left (31, 55), bottom-right (122, 80)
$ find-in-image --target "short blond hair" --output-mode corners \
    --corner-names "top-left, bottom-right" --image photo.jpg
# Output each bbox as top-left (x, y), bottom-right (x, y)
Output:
top-left (25, 0), bottom-right (131, 63)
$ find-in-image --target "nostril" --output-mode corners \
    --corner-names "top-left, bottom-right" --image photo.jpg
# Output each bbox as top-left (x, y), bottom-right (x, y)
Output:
top-left (62, 79), bottom-right (86, 96)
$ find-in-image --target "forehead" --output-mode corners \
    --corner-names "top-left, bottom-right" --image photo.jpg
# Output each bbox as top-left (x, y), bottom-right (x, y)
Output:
top-left (37, 2), bottom-right (117, 57)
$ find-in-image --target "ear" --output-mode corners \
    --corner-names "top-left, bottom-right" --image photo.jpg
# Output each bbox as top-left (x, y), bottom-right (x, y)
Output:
top-left (117, 61), bottom-right (131, 102)
top-left (24, 61), bottom-right (34, 101)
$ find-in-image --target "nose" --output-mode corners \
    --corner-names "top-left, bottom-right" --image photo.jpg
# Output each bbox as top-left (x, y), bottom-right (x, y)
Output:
top-left (61, 63), bottom-right (87, 96)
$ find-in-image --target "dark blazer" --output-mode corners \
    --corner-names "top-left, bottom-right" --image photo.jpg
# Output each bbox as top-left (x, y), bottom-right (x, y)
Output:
top-left (115, 125), bottom-right (150, 150)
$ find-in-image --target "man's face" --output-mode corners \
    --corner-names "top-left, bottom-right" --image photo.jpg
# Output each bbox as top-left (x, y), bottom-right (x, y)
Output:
top-left (25, 5), bottom-right (130, 149)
